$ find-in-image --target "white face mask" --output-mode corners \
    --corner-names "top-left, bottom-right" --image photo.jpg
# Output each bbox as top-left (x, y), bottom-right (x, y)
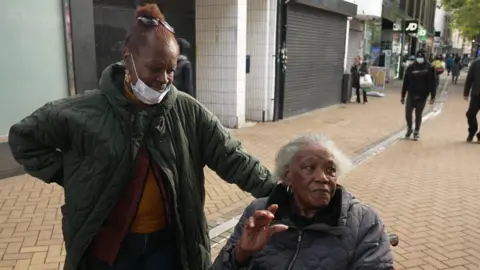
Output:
top-left (416, 57), bottom-right (425, 64)
top-left (129, 55), bottom-right (171, 105)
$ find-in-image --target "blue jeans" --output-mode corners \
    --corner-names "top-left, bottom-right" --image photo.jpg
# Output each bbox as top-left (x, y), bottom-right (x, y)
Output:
top-left (88, 229), bottom-right (178, 270)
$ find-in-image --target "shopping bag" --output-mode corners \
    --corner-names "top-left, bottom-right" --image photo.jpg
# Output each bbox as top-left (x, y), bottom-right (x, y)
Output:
top-left (361, 87), bottom-right (372, 92)
top-left (360, 74), bottom-right (373, 88)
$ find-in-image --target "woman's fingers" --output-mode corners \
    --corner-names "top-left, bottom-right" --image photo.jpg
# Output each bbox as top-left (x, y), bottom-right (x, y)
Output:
top-left (247, 209), bottom-right (276, 228)
top-left (269, 224), bottom-right (288, 235)
top-left (266, 204), bottom-right (279, 215)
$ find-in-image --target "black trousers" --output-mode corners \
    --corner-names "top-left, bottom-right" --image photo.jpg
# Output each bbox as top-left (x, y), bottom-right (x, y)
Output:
top-left (466, 95), bottom-right (480, 136)
top-left (405, 97), bottom-right (427, 132)
top-left (355, 86), bottom-right (368, 103)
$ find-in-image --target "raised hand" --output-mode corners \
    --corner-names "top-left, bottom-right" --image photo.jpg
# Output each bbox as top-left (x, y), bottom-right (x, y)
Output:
top-left (234, 204), bottom-right (288, 264)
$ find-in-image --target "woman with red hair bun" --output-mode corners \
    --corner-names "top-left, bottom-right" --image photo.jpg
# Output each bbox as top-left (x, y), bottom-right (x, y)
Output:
top-left (8, 3), bottom-right (276, 270)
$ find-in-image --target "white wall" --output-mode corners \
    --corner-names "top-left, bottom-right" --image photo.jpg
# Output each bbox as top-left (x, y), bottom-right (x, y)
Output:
top-left (245, 0), bottom-right (276, 122)
top-left (196, 0), bottom-right (276, 127)
top-left (344, 0), bottom-right (382, 18)
top-left (434, 2), bottom-right (446, 36)
top-left (196, 0), bottom-right (247, 128)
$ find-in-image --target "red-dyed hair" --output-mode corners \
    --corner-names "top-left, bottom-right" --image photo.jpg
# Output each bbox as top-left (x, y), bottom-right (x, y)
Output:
top-left (125, 3), bottom-right (174, 54)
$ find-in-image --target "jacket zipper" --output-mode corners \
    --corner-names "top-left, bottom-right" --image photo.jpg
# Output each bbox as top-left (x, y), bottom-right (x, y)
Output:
top-left (149, 156), bottom-right (173, 226)
top-left (286, 231), bottom-right (303, 270)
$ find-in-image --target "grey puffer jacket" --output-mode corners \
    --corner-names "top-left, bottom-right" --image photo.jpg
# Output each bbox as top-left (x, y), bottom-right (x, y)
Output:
top-left (212, 185), bottom-right (394, 270)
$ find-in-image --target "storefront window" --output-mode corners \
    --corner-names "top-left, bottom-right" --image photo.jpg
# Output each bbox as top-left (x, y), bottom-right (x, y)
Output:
top-left (363, 21), bottom-right (382, 66)
top-left (0, 1), bottom-right (69, 136)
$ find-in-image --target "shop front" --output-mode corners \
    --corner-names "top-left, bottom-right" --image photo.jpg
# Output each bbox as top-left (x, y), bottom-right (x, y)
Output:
top-left (0, 0), bottom-right (73, 178)
top-left (363, 20), bottom-right (382, 66)
top-left (277, 0), bottom-right (357, 119)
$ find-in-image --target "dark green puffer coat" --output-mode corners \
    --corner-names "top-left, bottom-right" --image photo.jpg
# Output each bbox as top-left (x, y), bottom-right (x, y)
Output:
top-left (8, 63), bottom-right (277, 270)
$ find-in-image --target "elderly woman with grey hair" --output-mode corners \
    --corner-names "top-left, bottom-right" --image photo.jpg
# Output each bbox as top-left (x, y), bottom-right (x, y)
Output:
top-left (211, 134), bottom-right (394, 270)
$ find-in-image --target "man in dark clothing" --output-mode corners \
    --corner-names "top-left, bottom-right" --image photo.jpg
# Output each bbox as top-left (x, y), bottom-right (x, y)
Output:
top-left (401, 50), bottom-right (437, 141)
top-left (173, 37), bottom-right (195, 97)
top-left (464, 58), bottom-right (480, 142)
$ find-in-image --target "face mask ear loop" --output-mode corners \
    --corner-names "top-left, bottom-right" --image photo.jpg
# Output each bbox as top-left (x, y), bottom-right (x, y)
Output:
top-left (130, 54), bottom-right (140, 81)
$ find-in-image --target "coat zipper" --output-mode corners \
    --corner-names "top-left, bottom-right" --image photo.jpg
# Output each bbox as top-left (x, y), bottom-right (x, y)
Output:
top-left (286, 231), bottom-right (303, 270)
top-left (149, 156), bottom-right (173, 226)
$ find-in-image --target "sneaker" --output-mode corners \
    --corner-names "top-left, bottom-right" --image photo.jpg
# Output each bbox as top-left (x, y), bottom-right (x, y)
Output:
top-left (467, 135), bottom-right (474, 142)
top-left (413, 131), bottom-right (420, 141)
top-left (477, 133), bottom-right (480, 143)
top-left (405, 129), bottom-right (413, 139)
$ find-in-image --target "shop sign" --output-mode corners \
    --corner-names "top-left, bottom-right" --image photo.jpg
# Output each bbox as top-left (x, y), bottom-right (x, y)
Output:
top-left (405, 20), bottom-right (419, 34)
top-left (393, 19), bottom-right (403, 32)
top-left (418, 27), bottom-right (427, 41)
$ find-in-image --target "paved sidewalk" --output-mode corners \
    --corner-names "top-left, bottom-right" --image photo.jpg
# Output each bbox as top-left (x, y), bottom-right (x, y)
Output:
top-left (0, 81), bottom-right (428, 269)
top-left (339, 78), bottom-right (480, 269)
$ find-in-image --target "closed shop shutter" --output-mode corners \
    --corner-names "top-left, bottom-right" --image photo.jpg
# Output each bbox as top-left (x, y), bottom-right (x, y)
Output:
top-left (347, 29), bottom-right (363, 71)
top-left (283, 3), bottom-right (347, 118)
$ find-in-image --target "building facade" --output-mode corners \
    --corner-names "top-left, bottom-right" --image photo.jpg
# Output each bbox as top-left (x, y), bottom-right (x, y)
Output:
top-left (275, 0), bottom-right (357, 119)
top-left (344, 0), bottom-right (383, 71)
top-left (0, 0), bottom-right (358, 177)
top-left (378, 0), bottom-right (437, 79)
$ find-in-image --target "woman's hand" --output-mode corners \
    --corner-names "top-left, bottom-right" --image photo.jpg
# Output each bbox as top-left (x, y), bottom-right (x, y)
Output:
top-left (234, 204), bottom-right (288, 264)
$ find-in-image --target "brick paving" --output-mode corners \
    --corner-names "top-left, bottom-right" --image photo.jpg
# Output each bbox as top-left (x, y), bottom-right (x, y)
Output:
top-left (339, 78), bottom-right (480, 269)
top-left (0, 81), bottom-right (447, 269)
top-left (210, 77), bottom-right (480, 270)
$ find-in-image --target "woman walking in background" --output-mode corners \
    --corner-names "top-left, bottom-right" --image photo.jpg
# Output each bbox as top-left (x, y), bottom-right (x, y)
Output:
top-left (351, 56), bottom-right (369, 104)
top-left (451, 58), bottom-right (461, 84)
top-left (446, 54), bottom-right (454, 76)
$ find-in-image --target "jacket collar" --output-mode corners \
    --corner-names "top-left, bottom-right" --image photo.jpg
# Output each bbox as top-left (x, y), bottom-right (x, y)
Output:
top-left (99, 62), bottom-right (178, 120)
top-left (267, 184), bottom-right (357, 229)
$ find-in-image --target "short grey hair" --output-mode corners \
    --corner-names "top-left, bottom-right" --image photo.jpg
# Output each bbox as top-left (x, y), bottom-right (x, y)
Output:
top-left (274, 134), bottom-right (353, 183)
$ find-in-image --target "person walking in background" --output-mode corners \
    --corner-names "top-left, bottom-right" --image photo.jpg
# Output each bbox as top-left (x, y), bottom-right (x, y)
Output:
top-left (462, 54), bottom-right (470, 68)
top-left (464, 58), bottom-right (480, 143)
top-left (401, 50), bottom-right (437, 141)
top-left (173, 37), bottom-right (195, 97)
top-left (446, 54), bottom-right (454, 76)
top-left (432, 55), bottom-right (445, 89)
top-left (451, 57), bottom-right (461, 84)
top-left (351, 55), bottom-right (369, 104)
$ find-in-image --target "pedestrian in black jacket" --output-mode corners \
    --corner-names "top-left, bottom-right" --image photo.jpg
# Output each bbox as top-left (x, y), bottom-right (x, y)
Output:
top-left (173, 37), bottom-right (195, 97)
top-left (401, 50), bottom-right (437, 140)
top-left (464, 58), bottom-right (480, 142)
top-left (350, 55), bottom-right (369, 104)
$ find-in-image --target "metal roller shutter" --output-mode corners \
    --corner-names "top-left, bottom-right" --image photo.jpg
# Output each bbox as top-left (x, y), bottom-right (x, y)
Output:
top-left (283, 3), bottom-right (347, 118)
top-left (347, 29), bottom-right (363, 71)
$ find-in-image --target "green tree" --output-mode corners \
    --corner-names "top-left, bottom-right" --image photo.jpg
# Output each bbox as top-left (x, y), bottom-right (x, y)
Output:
top-left (442, 0), bottom-right (480, 39)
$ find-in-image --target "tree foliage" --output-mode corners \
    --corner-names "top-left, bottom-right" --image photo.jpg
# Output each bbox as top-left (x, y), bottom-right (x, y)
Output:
top-left (442, 0), bottom-right (480, 39)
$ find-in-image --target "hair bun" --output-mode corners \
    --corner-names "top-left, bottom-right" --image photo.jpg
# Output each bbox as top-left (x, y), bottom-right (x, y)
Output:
top-left (136, 3), bottom-right (164, 21)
